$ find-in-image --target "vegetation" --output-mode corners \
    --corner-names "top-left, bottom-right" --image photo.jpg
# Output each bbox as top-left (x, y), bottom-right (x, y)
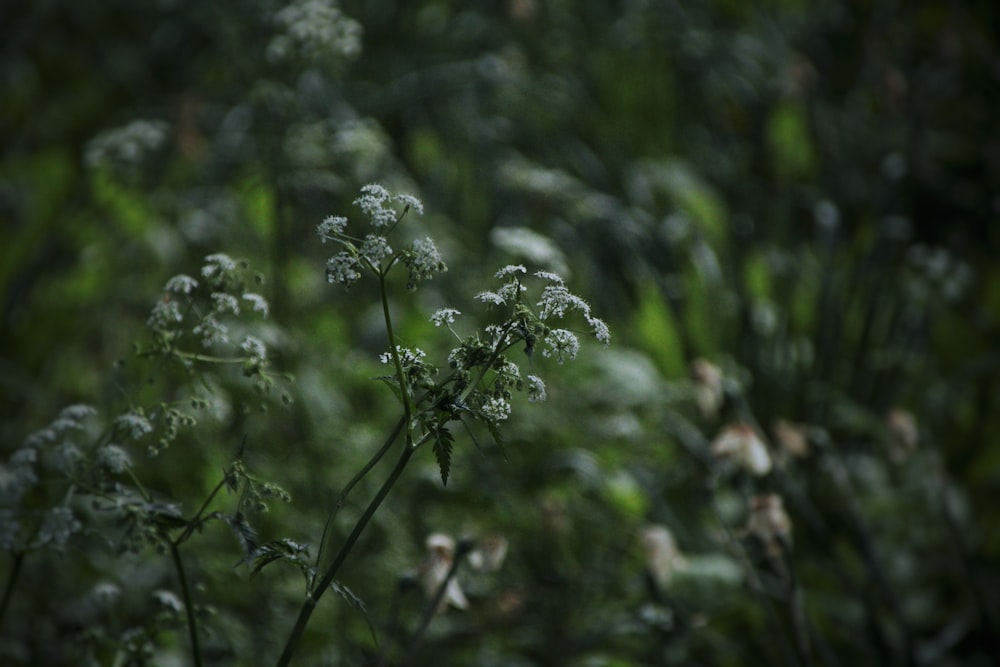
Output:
top-left (2, 1), bottom-right (998, 665)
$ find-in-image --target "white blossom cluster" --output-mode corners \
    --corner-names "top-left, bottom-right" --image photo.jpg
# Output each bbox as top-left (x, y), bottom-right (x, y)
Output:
top-left (84, 119), bottom-right (170, 171)
top-left (268, 0), bottom-right (362, 65)
top-left (430, 308), bottom-right (461, 327)
top-left (146, 254), bottom-right (271, 383)
top-left (115, 409), bottom-right (154, 440)
top-left (319, 184), bottom-right (441, 291)
top-left (379, 345), bottom-right (427, 367)
top-left (313, 186), bottom-right (610, 444)
top-left (475, 267), bottom-right (610, 365)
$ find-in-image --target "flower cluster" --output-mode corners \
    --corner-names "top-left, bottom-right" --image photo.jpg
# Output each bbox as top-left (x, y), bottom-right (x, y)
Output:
top-left (475, 267), bottom-right (610, 365)
top-left (84, 119), bottom-right (170, 174)
top-left (267, 0), bottom-right (362, 66)
top-left (317, 186), bottom-right (609, 480)
top-left (318, 184), bottom-right (443, 292)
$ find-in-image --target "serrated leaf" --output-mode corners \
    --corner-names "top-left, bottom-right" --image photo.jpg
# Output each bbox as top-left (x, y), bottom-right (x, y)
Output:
top-left (137, 501), bottom-right (188, 530)
top-left (431, 424), bottom-right (455, 486)
top-left (330, 580), bottom-right (378, 645)
top-left (375, 375), bottom-right (403, 403)
top-left (249, 538), bottom-right (313, 581)
top-left (223, 512), bottom-right (258, 563)
top-left (486, 420), bottom-right (508, 461)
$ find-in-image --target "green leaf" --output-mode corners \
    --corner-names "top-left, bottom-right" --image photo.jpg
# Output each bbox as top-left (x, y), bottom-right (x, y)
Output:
top-left (330, 580), bottom-right (378, 645)
top-left (431, 423), bottom-right (455, 486)
top-left (224, 512), bottom-right (259, 563)
top-left (486, 420), bottom-right (508, 462)
top-left (376, 375), bottom-right (404, 403)
top-left (249, 538), bottom-right (312, 580)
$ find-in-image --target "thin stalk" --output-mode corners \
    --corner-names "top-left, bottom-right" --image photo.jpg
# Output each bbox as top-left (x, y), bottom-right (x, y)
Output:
top-left (708, 488), bottom-right (802, 667)
top-left (275, 434), bottom-right (430, 667)
top-left (0, 552), bottom-right (24, 630)
top-left (401, 541), bottom-right (472, 662)
top-left (169, 542), bottom-right (203, 667)
top-left (826, 453), bottom-right (916, 666)
top-left (175, 474), bottom-right (230, 546)
top-left (315, 416), bottom-right (405, 571)
top-left (379, 272), bottom-right (413, 442)
top-left (779, 538), bottom-right (815, 667)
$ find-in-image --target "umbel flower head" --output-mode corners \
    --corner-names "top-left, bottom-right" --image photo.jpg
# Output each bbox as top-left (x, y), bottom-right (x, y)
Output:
top-left (318, 185), bottom-right (444, 291)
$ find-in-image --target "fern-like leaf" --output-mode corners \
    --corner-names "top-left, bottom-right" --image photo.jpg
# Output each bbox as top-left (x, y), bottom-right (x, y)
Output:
top-left (330, 579), bottom-right (378, 645)
top-left (431, 423), bottom-right (455, 486)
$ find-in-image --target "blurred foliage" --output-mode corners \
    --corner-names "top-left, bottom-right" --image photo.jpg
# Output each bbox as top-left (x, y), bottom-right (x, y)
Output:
top-left (2, 0), bottom-right (999, 666)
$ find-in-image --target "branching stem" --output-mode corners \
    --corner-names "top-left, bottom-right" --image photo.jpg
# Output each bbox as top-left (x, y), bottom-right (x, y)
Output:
top-left (169, 541), bottom-right (203, 667)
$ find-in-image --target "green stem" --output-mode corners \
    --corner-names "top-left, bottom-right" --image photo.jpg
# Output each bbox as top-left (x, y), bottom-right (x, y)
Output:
top-left (0, 552), bottom-right (24, 630)
top-left (169, 542), bottom-right (203, 667)
top-left (708, 486), bottom-right (802, 667)
top-left (402, 540), bottom-right (472, 661)
top-left (275, 438), bottom-right (424, 667)
top-left (175, 474), bottom-right (230, 546)
top-left (315, 416), bottom-right (405, 571)
top-left (379, 272), bottom-right (413, 441)
top-left (176, 352), bottom-right (247, 364)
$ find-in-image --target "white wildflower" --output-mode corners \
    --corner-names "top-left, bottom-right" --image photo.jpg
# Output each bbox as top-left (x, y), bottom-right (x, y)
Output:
top-left (495, 264), bottom-right (526, 279)
top-left (430, 308), bottom-right (461, 327)
top-left (476, 290), bottom-right (506, 306)
top-left (35, 507), bottom-right (82, 549)
top-left (378, 345), bottom-right (426, 366)
top-left (201, 253), bottom-right (237, 278)
top-left (395, 193), bottom-right (424, 215)
top-left (537, 284), bottom-right (589, 320)
top-left (542, 329), bottom-right (580, 364)
top-left (96, 444), bottom-right (132, 474)
top-left (270, 0), bottom-right (362, 62)
top-left (360, 234), bottom-right (393, 264)
top-left (586, 314), bottom-right (611, 345)
top-left (326, 252), bottom-right (362, 287)
top-left (241, 336), bottom-right (267, 361)
top-left (211, 292), bottom-right (240, 315)
top-left (354, 183), bottom-right (396, 228)
top-left (526, 374), bottom-right (546, 402)
top-left (316, 215), bottom-right (347, 240)
top-left (481, 396), bottom-right (512, 423)
top-left (115, 410), bottom-right (153, 440)
top-left (46, 441), bottom-right (83, 474)
top-left (84, 119), bottom-right (170, 169)
top-left (152, 590), bottom-right (184, 613)
top-left (164, 274), bottom-right (199, 294)
top-left (193, 313), bottom-right (229, 347)
top-left (534, 270), bottom-right (565, 284)
top-left (91, 582), bottom-right (122, 606)
top-left (405, 237), bottom-right (446, 288)
top-left (59, 404), bottom-right (97, 422)
top-left (242, 293), bottom-right (269, 317)
top-left (147, 299), bottom-right (183, 330)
